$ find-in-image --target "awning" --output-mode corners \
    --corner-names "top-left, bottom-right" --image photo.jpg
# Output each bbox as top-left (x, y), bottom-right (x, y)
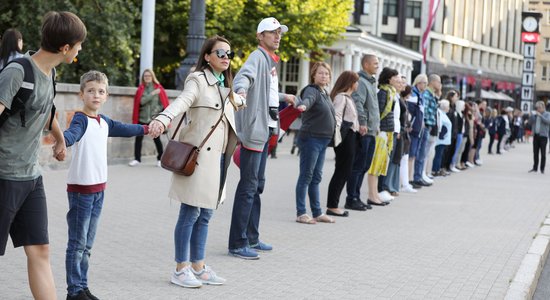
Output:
top-left (465, 90), bottom-right (515, 102)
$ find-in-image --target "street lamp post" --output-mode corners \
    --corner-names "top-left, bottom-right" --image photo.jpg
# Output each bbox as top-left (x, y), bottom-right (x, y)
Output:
top-left (475, 69), bottom-right (483, 100)
top-left (175, 0), bottom-right (206, 90)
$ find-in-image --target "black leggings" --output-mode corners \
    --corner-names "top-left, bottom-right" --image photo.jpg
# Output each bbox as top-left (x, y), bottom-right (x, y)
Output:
top-left (134, 135), bottom-right (164, 161)
top-left (327, 130), bottom-right (358, 208)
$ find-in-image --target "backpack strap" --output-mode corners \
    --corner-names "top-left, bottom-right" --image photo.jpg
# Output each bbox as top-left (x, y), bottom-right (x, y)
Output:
top-left (8, 58), bottom-right (34, 128)
top-left (48, 68), bottom-right (56, 130)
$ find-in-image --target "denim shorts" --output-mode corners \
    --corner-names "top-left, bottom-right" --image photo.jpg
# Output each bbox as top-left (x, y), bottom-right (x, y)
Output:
top-left (0, 176), bottom-right (49, 255)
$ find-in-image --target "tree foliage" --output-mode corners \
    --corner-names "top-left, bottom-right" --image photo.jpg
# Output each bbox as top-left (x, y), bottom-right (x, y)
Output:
top-left (0, 0), bottom-right (140, 86)
top-left (1, 0), bottom-right (353, 88)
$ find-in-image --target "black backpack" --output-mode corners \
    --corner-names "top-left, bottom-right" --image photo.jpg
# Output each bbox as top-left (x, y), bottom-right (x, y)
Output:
top-left (0, 57), bottom-right (56, 129)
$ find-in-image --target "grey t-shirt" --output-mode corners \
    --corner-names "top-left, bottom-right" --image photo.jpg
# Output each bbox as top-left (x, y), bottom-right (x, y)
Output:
top-left (0, 54), bottom-right (55, 180)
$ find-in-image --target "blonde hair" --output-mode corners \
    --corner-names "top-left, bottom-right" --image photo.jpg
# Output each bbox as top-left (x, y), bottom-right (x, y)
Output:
top-left (141, 68), bottom-right (160, 85)
top-left (80, 70), bottom-right (108, 91)
top-left (412, 74), bottom-right (428, 86)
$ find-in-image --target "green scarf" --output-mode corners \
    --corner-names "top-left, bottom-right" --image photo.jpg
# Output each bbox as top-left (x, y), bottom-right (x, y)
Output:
top-left (379, 84), bottom-right (396, 120)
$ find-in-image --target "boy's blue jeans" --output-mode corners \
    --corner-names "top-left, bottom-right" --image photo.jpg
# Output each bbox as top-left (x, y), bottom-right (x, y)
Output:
top-left (295, 135), bottom-right (331, 217)
top-left (174, 203), bottom-right (214, 263)
top-left (66, 191), bottom-right (104, 296)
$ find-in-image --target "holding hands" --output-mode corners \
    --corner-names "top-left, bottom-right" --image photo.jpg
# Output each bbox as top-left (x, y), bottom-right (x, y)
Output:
top-left (149, 119), bottom-right (165, 138)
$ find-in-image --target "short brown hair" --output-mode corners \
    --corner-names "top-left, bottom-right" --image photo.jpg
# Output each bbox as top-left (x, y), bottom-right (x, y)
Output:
top-left (41, 11), bottom-right (87, 53)
top-left (309, 62), bottom-right (331, 84)
top-left (80, 70), bottom-right (109, 92)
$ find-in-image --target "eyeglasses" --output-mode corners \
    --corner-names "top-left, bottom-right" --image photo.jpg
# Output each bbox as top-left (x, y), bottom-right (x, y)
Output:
top-left (264, 30), bottom-right (283, 36)
top-left (211, 49), bottom-right (235, 59)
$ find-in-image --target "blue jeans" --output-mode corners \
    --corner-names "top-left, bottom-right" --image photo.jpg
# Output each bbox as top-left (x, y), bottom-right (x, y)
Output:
top-left (295, 135), bottom-right (331, 217)
top-left (451, 133), bottom-right (463, 165)
top-left (174, 203), bottom-right (214, 263)
top-left (383, 162), bottom-right (400, 192)
top-left (65, 191), bottom-right (104, 296)
top-left (346, 134), bottom-right (376, 201)
top-left (413, 126), bottom-right (430, 181)
top-left (228, 143), bottom-right (268, 250)
top-left (432, 144), bottom-right (446, 172)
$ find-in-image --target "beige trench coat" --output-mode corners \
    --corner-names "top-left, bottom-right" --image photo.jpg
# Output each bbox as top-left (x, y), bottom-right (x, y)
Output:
top-left (155, 69), bottom-right (244, 209)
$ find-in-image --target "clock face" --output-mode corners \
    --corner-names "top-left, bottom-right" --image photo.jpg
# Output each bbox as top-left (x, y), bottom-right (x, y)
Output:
top-left (523, 16), bottom-right (538, 32)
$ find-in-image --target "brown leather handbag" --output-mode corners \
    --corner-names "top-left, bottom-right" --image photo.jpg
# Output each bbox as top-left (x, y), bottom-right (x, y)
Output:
top-left (160, 85), bottom-right (225, 176)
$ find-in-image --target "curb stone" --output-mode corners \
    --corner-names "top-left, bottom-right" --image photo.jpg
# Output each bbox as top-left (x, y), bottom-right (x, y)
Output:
top-left (505, 218), bottom-right (550, 300)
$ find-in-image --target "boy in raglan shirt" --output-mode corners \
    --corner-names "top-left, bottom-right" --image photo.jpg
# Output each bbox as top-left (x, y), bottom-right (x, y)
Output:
top-left (63, 71), bottom-right (148, 300)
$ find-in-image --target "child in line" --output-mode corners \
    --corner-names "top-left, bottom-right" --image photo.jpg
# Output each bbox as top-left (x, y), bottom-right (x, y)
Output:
top-left (63, 71), bottom-right (148, 300)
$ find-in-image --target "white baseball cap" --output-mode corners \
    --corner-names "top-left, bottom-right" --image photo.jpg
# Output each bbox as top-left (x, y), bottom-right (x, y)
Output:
top-left (257, 17), bottom-right (288, 33)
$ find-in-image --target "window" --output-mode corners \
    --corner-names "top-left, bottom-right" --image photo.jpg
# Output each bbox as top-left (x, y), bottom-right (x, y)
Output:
top-left (542, 65), bottom-right (548, 81)
top-left (383, 0), bottom-right (398, 18)
top-left (381, 33), bottom-right (398, 42)
top-left (547, 9), bottom-right (550, 25)
top-left (545, 38), bottom-right (550, 52)
top-left (403, 35), bottom-right (420, 51)
top-left (406, 1), bottom-right (422, 28)
top-left (279, 57), bottom-right (299, 95)
top-left (362, 0), bottom-right (370, 15)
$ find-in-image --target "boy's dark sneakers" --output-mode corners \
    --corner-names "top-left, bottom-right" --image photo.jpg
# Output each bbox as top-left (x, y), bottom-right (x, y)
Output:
top-left (84, 288), bottom-right (100, 300)
top-left (66, 290), bottom-right (91, 300)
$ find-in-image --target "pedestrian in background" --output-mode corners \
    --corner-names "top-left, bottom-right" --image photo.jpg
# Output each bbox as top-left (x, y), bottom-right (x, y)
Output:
top-left (0, 28), bottom-right (24, 69)
top-left (407, 74), bottom-right (428, 188)
top-left (129, 69), bottom-right (169, 167)
top-left (149, 35), bottom-right (245, 288)
top-left (228, 17), bottom-right (295, 259)
top-left (326, 71), bottom-right (360, 217)
top-left (528, 101), bottom-right (550, 174)
top-left (294, 62), bottom-right (336, 224)
top-left (399, 84), bottom-right (416, 193)
top-left (432, 100), bottom-right (452, 176)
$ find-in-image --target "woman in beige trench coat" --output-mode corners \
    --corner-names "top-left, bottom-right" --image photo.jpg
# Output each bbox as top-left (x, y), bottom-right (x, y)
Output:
top-left (149, 35), bottom-right (245, 289)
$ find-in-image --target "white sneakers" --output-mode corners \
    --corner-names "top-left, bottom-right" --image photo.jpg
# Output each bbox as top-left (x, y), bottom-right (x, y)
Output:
top-left (422, 174), bottom-right (434, 184)
top-left (401, 185), bottom-right (418, 193)
top-left (378, 191), bottom-right (394, 202)
top-left (475, 159), bottom-right (483, 165)
top-left (450, 165), bottom-right (461, 173)
top-left (171, 265), bottom-right (226, 288)
top-left (128, 160), bottom-right (140, 167)
top-left (465, 161), bottom-right (475, 168)
top-left (128, 160), bottom-right (162, 167)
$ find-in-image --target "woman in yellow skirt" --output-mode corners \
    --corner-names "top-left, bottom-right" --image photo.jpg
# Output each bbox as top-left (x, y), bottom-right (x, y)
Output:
top-left (366, 67), bottom-right (400, 206)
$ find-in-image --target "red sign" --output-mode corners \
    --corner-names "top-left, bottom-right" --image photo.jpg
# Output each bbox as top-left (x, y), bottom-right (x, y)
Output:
top-left (522, 32), bottom-right (540, 43)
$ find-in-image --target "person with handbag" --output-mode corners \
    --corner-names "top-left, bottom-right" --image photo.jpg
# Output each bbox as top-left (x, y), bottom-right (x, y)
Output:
top-left (149, 35), bottom-right (245, 288)
top-left (294, 62), bottom-right (336, 224)
top-left (325, 71), bottom-right (360, 218)
top-left (129, 68), bottom-right (169, 167)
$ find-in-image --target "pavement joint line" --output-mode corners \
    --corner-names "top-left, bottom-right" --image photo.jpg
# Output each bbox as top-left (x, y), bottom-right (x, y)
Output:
top-left (505, 219), bottom-right (550, 300)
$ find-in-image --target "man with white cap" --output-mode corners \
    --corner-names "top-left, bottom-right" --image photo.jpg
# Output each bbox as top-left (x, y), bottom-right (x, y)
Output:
top-left (228, 17), bottom-right (295, 259)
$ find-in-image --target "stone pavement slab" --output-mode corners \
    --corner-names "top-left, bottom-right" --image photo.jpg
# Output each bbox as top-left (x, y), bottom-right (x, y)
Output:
top-left (1, 140), bottom-right (549, 299)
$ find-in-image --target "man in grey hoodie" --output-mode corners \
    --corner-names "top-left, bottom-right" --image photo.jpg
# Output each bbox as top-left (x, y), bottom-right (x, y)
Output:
top-left (345, 54), bottom-right (380, 210)
top-left (228, 17), bottom-right (295, 259)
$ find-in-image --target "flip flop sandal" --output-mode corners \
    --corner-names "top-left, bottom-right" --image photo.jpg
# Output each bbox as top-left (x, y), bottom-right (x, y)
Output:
top-left (315, 214), bottom-right (335, 223)
top-left (296, 214), bottom-right (316, 224)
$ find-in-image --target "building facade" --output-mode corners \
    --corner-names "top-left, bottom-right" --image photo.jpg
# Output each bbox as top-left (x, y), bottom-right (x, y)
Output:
top-left (528, 0), bottom-right (550, 103)
top-left (282, 0), bottom-right (525, 107)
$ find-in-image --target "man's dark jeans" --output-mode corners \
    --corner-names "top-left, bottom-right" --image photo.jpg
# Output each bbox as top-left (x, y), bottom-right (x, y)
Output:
top-left (228, 143), bottom-right (268, 250)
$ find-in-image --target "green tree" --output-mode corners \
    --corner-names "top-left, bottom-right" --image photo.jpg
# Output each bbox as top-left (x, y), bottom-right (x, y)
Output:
top-left (0, 0), bottom-right (140, 86)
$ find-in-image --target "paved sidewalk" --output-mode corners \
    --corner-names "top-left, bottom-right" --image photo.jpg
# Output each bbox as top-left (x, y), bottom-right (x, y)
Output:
top-left (2, 139), bottom-right (549, 299)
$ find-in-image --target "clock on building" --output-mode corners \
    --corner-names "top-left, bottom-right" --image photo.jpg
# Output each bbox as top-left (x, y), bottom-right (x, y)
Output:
top-left (523, 16), bottom-right (538, 32)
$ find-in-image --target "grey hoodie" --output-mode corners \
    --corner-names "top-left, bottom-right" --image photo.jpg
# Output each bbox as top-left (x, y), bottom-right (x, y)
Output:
top-left (352, 70), bottom-right (379, 136)
top-left (233, 47), bottom-right (285, 151)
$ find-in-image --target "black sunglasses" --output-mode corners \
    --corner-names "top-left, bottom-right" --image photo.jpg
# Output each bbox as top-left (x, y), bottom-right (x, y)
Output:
top-left (211, 49), bottom-right (235, 59)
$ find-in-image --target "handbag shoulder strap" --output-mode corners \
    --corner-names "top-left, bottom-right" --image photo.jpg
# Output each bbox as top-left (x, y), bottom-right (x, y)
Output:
top-left (169, 83), bottom-right (226, 152)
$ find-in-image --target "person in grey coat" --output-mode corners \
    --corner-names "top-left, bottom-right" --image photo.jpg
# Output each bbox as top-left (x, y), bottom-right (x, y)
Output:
top-left (227, 17), bottom-right (295, 259)
top-left (528, 101), bottom-right (550, 174)
top-left (345, 54), bottom-right (380, 211)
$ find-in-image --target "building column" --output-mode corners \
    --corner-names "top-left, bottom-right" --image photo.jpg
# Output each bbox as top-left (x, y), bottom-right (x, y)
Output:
top-left (299, 55), bottom-right (310, 90)
top-left (344, 46), bottom-right (353, 71)
top-left (352, 52), bottom-right (362, 72)
top-left (139, 0), bottom-right (156, 77)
